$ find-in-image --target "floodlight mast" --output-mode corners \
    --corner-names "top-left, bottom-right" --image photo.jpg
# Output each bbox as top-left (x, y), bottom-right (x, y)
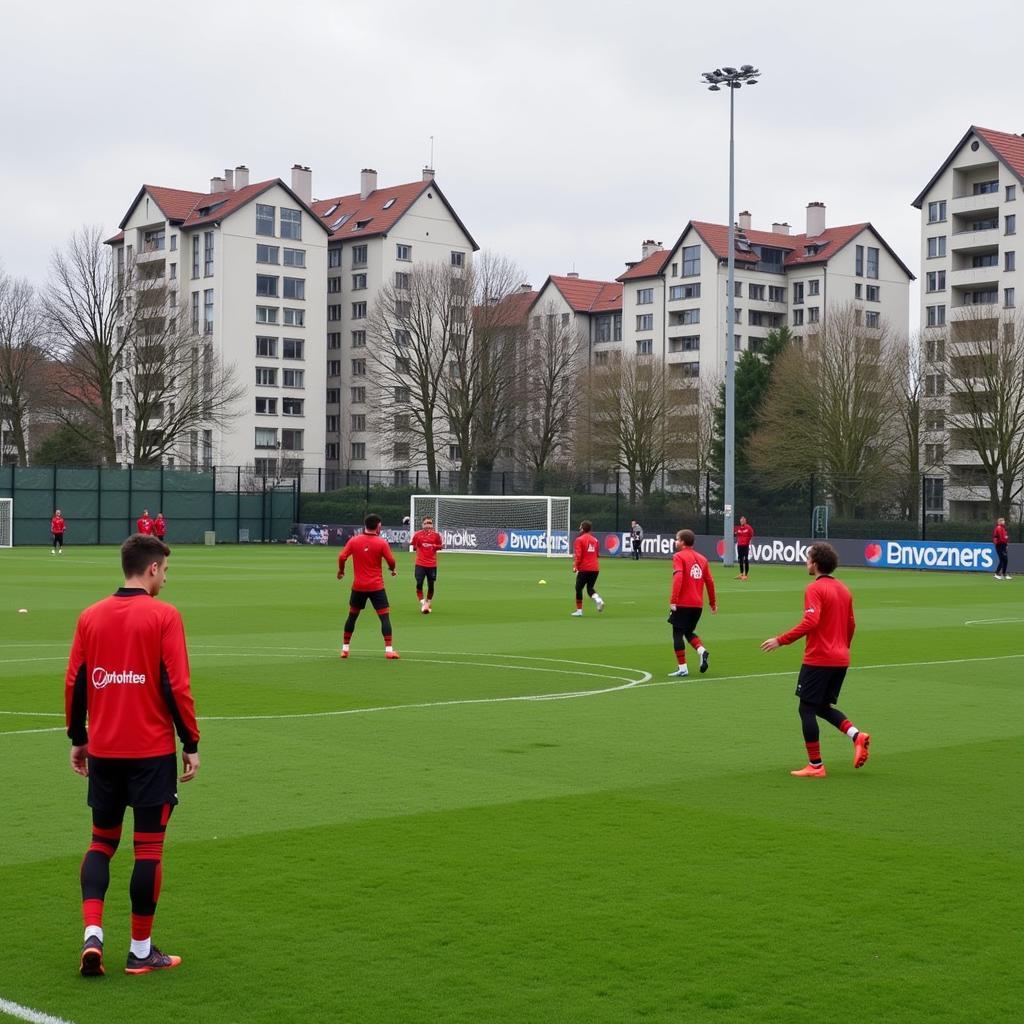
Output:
top-left (700, 64), bottom-right (761, 566)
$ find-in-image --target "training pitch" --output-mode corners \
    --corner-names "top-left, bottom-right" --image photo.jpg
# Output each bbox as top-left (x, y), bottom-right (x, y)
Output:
top-left (0, 546), bottom-right (1021, 1024)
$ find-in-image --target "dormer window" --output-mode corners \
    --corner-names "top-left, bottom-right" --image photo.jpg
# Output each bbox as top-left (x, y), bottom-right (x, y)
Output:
top-left (382, 198), bottom-right (396, 209)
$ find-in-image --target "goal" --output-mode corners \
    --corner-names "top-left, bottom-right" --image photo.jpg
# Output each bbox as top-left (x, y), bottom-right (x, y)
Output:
top-left (0, 498), bottom-right (11, 548)
top-left (409, 494), bottom-right (571, 557)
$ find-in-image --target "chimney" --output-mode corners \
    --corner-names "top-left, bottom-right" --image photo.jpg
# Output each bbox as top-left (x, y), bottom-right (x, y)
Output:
top-left (234, 165), bottom-right (250, 188)
top-left (641, 239), bottom-right (664, 260)
top-left (291, 164), bottom-right (312, 204)
top-left (422, 167), bottom-right (435, 182)
top-left (360, 168), bottom-right (378, 200)
top-left (738, 211), bottom-right (752, 231)
top-left (566, 271), bottom-right (580, 279)
top-left (210, 176), bottom-right (225, 194)
top-left (223, 168), bottom-right (234, 190)
top-left (772, 222), bottom-right (791, 235)
top-left (806, 202), bottom-right (826, 238)
top-left (519, 283), bottom-right (533, 292)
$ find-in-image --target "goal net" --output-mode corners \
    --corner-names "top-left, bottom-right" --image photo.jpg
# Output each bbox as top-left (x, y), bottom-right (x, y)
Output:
top-left (410, 495), bottom-right (571, 557)
top-left (0, 498), bottom-right (11, 548)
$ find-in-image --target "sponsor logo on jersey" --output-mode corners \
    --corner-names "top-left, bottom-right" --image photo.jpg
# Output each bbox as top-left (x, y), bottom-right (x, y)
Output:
top-left (689, 564), bottom-right (703, 579)
top-left (92, 668), bottom-right (147, 689)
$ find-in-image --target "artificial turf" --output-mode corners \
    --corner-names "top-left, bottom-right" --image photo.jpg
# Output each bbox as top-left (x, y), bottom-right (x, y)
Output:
top-left (0, 545), bottom-right (1021, 1023)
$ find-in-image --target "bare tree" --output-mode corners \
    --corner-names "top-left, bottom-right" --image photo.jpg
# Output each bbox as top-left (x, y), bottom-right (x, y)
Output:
top-left (749, 304), bottom-right (901, 517)
top-left (942, 305), bottom-right (1024, 517)
top-left (886, 332), bottom-right (930, 521)
top-left (0, 269), bottom-right (48, 465)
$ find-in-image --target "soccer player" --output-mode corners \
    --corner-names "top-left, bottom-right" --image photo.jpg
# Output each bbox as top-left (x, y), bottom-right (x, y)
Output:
top-left (51, 508), bottom-right (66, 554)
top-left (629, 519), bottom-right (643, 561)
top-left (667, 529), bottom-right (715, 676)
top-left (734, 515), bottom-right (754, 580)
top-left (153, 512), bottom-right (167, 540)
top-left (571, 520), bottom-right (604, 616)
top-left (760, 541), bottom-right (870, 778)
top-left (410, 515), bottom-right (444, 613)
top-left (65, 533), bottom-right (200, 976)
top-left (136, 509), bottom-right (153, 535)
top-left (993, 517), bottom-right (1011, 579)
top-left (337, 513), bottom-right (400, 659)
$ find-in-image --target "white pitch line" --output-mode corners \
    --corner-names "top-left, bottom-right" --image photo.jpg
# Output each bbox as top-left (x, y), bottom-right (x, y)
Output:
top-left (0, 996), bottom-right (78, 1024)
top-left (964, 617), bottom-right (1024, 626)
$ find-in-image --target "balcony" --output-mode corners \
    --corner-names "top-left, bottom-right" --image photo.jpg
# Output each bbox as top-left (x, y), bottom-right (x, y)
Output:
top-left (950, 193), bottom-right (999, 218)
top-left (949, 267), bottom-right (999, 290)
top-left (950, 227), bottom-right (999, 253)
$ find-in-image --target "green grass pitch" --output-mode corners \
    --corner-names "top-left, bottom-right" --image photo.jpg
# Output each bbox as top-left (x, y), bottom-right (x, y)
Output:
top-left (0, 545), bottom-right (1021, 1024)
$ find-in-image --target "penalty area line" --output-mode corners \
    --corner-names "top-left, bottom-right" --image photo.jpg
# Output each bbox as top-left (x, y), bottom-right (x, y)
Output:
top-left (0, 996), bottom-right (78, 1024)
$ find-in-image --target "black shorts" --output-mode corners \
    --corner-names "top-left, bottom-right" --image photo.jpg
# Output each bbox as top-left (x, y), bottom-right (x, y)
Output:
top-left (414, 566), bottom-right (437, 585)
top-left (667, 607), bottom-right (703, 633)
top-left (87, 754), bottom-right (178, 811)
top-left (349, 588), bottom-right (390, 611)
top-left (795, 665), bottom-right (847, 705)
top-left (53, 533), bottom-right (64, 542)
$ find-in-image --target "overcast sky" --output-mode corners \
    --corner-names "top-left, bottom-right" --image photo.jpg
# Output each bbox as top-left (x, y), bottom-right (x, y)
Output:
top-left (3, 0), bottom-right (1023, 331)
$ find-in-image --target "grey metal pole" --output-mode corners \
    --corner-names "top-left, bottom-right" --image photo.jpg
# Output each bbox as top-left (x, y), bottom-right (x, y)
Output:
top-left (723, 84), bottom-right (737, 566)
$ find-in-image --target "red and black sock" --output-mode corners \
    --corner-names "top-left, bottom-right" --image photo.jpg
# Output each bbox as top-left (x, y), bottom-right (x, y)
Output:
top-left (129, 803), bottom-right (173, 939)
top-left (81, 811), bottom-right (124, 928)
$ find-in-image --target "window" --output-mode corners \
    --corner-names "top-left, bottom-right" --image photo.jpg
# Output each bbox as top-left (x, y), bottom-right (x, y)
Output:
top-left (283, 338), bottom-right (304, 360)
top-left (254, 458), bottom-right (277, 476)
top-left (681, 244), bottom-right (700, 276)
top-left (282, 369), bottom-right (304, 388)
top-left (255, 427), bottom-right (278, 449)
top-left (328, 276), bottom-right (342, 294)
top-left (925, 444), bottom-right (944, 464)
top-left (395, 329), bottom-right (410, 347)
top-left (326, 388), bottom-right (340, 404)
top-left (636, 314), bottom-right (654, 331)
top-left (351, 386), bottom-right (366, 403)
top-left (808, 279), bottom-right (820, 296)
top-left (925, 338), bottom-right (945, 362)
top-left (394, 443), bottom-right (410, 461)
top-left (769, 285), bottom-right (785, 303)
top-left (396, 244), bottom-right (412, 261)
top-left (256, 275), bottom-right (278, 297)
top-left (396, 357), bottom-right (411, 374)
top-left (668, 335), bottom-right (699, 353)
top-left (394, 386), bottom-right (410, 403)
top-left (256, 367), bottom-right (277, 386)
top-left (733, 280), bottom-right (743, 298)
top-left (394, 271), bottom-right (410, 290)
top-left (352, 273), bottom-right (367, 290)
top-left (326, 415), bottom-right (339, 432)
top-left (792, 282), bottom-right (804, 304)
top-left (203, 289), bottom-right (214, 333)
top-left (1006, 288), bottom-right (1016, 308)
top-left (327, 333), bottom-right (342, 350)
top-left (256, 336), bottom-right (277, 357)
top-left (451, 251), bottom-right (464, 267)
top-left (280, 208), bottom-right (301, 240)
top-left (865, 311), bottom-right (880, 328)
top-left (327, 360), bottom-right (341, 376)
top-left (808, 306), bottom-right (820, 324)
top-left (352, 358), bottom-right (366, 376)
top-left (170, 234), bottom-right (177, 251)
top-left (169, 263), bottom-right (177, 280)
top-left (748, 283), bottom-right (765, 301)
top-left (325, 443), bottom-right (339, 461)
top-left (594, 350), bottom-right (609, 366)
top-left (394, 414), bottom-right (411, 430)
top-left (351, 414), bottom-right (366, 431)
top-left (680, 309), bottom-right (699, 325)
top-left (925, 373), bottom-right (944, 397)
top-left (595, 316), bottom-right (613, 342)
top-left (1007, 214), bottom-right (1017, 235)
top-left (351, 330), bottom-right (366, 348)
top-left (925, 272), bottom-right (945, 292)
top-left (283, 277), bottom-right (305, 300)
top-left (257, 244), bottom-right (279, 264)
top-left (924, 408), bottom-right (944, 430)
top-left (255, 397), bottom-right (277, 415)
top-left (866, 285), bottom-right (880, 302)
top-left (283, 308), bottom-right (304, 326)
top-left (256, 204), bottom-right (275, 236)
top-left (280, 429), bottom-right (303, 450)
top-left (1007, 252), bottom-right (1017, 272)
top-left (329, 248), bottom-right (342, 268)
top-left (670, 262), bottom-right (678, 277)
top-left (748, 337), bottom-right (766, 353)
top-left (927, 200), bottom-right (947, 223)
top-left (854, 284), bottom-right (863, 299)
top-left (671, 362), bottom-right (700, 379)
top-left (283, 248), bottom-right (305, 268)
top-left (927, 236), bottom-right (947, 259)
top-left (256, 306), bottom-right (278, 324)
top-left (636, 339), bottom-right (653, 355)
top-left (973, 180), bottom-right (999, 195)
top-left (351, 442), bottom-right (366, 460)
top-left (352, 245), bottom-right (367, 267)
top-left (282, 398), bottom-right (304, 416)
top-left (866, 247), bottom-right (879, 279)
top-left (328, 304), bottom-right (343, 322)
top-left (855, 245), bottom-right (864, 277)
top-left (115, 408), bottom-right (122, 426)
top-left (1007, 185), bottom-right (1017, 202)
top-left (926, 305), bottom-right (946, 327)
top-left (793, 308), bottom-right (805, 326)
top-left (351, 302), bottom-right (367, 319)
top-left (854, 308), bottom-right (863, 326)
top-left (449, 444), bottom-right (462, 461)
top-left (204, 231), bottom-right (214, 276)
top-left (669, 283), bottom-right (701, 301)
top-left (636, 288), bottom-right (654, 304)
top-left (561, 313), bottom-right (570, 325)
top-left (191, 292), bottom-right (200, 331)
top-left (748, 310), bottom-right (766, 326)
top-left (191, 235), bottom-right (200, 278)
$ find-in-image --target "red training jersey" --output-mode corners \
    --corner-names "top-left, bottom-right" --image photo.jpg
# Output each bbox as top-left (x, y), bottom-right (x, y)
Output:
top-left (411, 529), bottom-right (444, 568)
top-left (137, 516), bottom-right (153, 535)
top-left (776, 575), bottom-right (856, 667)
top-left (65, 589), bottom-right (199, 758)
top-left (338, 531), bottom-right (396, 591)
top-left (734, 523), bottom-right (754, 546)
top-left (573, 533), bottom-right (600, 572)
top-left (671, 547), bottom-right (717, 609)
top-left (153, 517), bottom-right (166, 538)
top-left (51, 515), bottom-right (66, 534)
top-left (993, 523), bottom-right (1009, 545)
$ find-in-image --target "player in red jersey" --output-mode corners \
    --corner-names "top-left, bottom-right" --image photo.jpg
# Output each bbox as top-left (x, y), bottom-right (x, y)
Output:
top-left (51, 509), bottom-right (67, 554)
top-left (734, 516), bottom-right (754, 579)
top-left (571, 520), bottom-right (604, 615)
top-left (337, 513), bottom-right (399, 659)
top-left (760, 542), bottom-right (870, 778)
top-left (993, 517), bottom-right (1011, 579)
top-left (65, 533), bottom-right (200, 977)
top-left (136, 509), bottom-right (154, 535)
top-left (153, 512), bottom-right (167, 540)
top-left (667, 529), bottom-right (716, 676)
top-left (410, 515), bottom-right (444, 613)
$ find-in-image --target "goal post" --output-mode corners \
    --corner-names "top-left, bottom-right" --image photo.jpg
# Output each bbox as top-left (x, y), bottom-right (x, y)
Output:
top-left (0, 498), bottom-right (12, 548)
top-left (409, 494), bottom-right (571, 557)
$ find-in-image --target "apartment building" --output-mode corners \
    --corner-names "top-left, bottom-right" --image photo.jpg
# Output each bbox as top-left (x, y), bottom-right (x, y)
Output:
top-left (913, 125), bottom-right (1024, 521)
top-left (528, 273), bottom-right (623, 363)
top-left (617, 203), bottom-right (913, 388)
top-left (108, 166), bottom-right (329, 473)
top-left (311, 169), bottom-right (478, 475)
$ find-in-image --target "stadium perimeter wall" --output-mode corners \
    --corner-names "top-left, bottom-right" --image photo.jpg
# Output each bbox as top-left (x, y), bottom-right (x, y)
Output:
top-left (293, 523), bottom-right (1014, 574)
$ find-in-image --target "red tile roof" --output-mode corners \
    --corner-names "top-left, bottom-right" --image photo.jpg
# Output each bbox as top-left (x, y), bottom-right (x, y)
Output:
top-left (145, 185), bottom-right (208, 222)
top-left (913, 126), bottom-right (1024, 209)
top-left (618, 249), bottom-right (672, 281)
top-left (690, 220), bottom-right (865, 267)
top-left (104, 230), bottom-right (124, 245)
top-left (476, 288), bottom-right (538, 328)
top-left (545, 275), bottom-right (622, 313)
